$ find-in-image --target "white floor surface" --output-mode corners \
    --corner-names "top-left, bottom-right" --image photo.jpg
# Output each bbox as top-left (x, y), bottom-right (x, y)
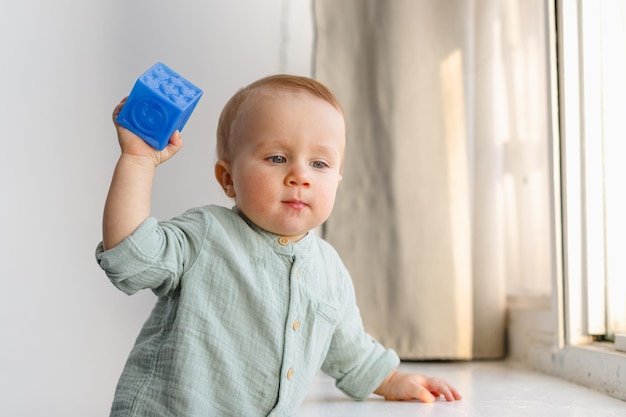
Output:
top-left (294, 361), bottom-right (625, 417)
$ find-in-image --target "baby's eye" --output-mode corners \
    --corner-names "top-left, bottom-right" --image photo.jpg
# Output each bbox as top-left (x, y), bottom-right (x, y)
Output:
top-left (268, 155), bottom-right (287, 163)
top-left (310, 161), bottom-right (329, 169)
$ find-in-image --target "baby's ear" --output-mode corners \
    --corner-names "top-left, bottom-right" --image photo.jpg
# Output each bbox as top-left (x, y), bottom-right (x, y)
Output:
top-left (215, 161), bottom-right (236, 198)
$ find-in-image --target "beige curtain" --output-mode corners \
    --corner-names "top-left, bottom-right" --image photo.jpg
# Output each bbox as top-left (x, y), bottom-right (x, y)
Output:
top-left (315, 0), bottom-right (551, 359)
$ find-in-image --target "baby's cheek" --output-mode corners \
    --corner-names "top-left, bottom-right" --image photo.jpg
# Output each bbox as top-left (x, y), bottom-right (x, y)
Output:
top-left (324, 186), bottom-right (339, 208)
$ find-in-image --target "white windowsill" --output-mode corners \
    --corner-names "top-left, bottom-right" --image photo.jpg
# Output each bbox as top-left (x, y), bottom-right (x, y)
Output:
top-left (549, 343), bottom-right (626, 401)
top-left (507, 301), bottom-right (626, 402)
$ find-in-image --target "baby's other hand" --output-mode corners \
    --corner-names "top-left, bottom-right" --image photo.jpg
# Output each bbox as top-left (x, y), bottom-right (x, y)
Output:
top-left (374, 369), bottom-right (462, 403)
top-left (112, 97), bottom-right (183, 167)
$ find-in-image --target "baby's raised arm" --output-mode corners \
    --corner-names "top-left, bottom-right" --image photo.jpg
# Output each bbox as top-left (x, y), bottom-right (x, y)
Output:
top-left (102, 98), bottom-right (183, 250)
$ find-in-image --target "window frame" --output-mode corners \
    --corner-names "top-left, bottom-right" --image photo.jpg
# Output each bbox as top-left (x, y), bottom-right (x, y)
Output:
top-left (508, 0), bottom-right (626, 401)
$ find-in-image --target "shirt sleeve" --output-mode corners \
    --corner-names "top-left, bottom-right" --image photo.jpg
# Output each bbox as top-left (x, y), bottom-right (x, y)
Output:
top-left (95, 208), bottom-right (208, 297)
top-left (320, 266), bottom-right (400, 400)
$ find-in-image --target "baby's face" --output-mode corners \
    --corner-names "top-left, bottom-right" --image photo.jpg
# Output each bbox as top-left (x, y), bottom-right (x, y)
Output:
top-left (218, 90), bottom-right (345, 241)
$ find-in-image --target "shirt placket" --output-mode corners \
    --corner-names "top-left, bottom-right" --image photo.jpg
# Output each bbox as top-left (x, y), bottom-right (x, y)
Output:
top-left (269, 249), bottom-right (305, 417)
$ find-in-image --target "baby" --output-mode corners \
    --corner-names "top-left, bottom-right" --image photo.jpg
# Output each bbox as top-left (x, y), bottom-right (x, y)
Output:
top-left (96, 74), bottom-right (461, 416)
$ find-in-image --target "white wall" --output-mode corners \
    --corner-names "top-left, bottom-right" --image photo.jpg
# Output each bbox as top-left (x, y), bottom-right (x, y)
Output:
top-left (0, 1), bottom-right (313, 415)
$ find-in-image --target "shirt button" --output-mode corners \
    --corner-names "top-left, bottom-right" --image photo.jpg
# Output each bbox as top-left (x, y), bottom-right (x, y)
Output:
top-left (295, 269), bottom-right (301, 278)
top-left (287, 368), bottom-right (295, 380)
top-left (278, 236), bottom-right (289, 246)
top-left (292, 319), bottom-right (300, 331)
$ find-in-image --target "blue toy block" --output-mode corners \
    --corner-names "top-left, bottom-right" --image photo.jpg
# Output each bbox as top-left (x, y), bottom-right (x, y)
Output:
top-left (117, 62), bottom-right (203, 150)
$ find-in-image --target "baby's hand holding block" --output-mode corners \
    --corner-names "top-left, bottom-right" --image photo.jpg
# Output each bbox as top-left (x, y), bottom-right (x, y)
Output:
top-left (117, 62), bottom-right (203, 150)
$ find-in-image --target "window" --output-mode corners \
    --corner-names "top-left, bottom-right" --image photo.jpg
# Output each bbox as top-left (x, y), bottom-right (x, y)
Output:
top-left (560, 0), bottom-right (626, 346)
top-left (507, 0), bottom-right (626, 401)
top-left (586, 0), bottom-right (626, 341)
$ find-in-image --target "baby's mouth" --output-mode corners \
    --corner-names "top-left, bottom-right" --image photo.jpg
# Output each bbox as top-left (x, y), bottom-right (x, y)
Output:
top-left (283, 200), bottom-right (308, 209)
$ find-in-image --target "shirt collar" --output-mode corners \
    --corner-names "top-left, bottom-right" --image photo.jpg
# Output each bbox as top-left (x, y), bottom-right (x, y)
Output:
top-left (232, 206), bottom-right (314, 257)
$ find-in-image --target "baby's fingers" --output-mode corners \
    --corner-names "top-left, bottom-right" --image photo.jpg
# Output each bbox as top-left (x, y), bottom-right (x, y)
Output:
top-left (410, 384), bottom-right (436, 403)
top-left (159, 130), bottom-right (184, 162)
top-left (447, 386), bottom-right (462, 401)
top-left (112, 97), bottom-right (129, 124)
top-left (427, 378), bottom-right (462, 402)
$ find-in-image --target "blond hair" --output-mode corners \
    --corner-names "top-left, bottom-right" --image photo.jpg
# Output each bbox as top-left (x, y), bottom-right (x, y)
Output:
top-left (216, 74), bottom-right (343, 161)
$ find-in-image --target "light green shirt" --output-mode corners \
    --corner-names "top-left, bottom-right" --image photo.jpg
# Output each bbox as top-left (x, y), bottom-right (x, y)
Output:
top-left (96, 205), bottom-right (399, 417)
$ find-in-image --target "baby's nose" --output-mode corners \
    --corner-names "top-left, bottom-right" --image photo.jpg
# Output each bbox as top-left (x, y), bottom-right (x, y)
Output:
top-left (285, 164), bottom-right (311, 186)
